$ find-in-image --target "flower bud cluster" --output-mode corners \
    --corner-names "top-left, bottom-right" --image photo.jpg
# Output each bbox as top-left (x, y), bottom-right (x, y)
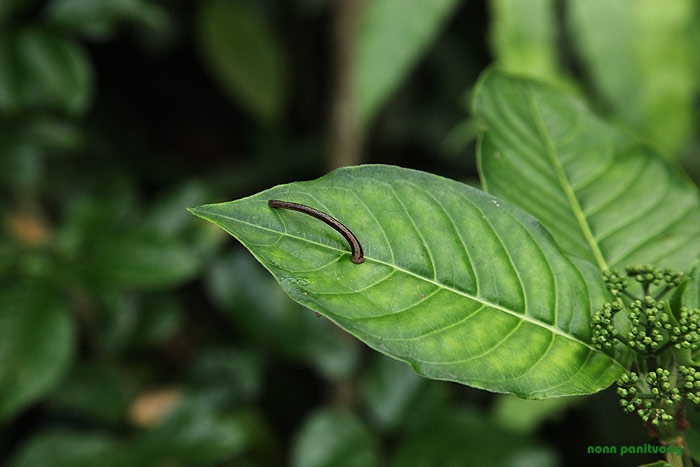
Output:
top-left (625, 296), bottom-right (670, 353)
top-left (591, 301), bottom-right (622, 351)
top-left (597, 265), bottom-right (700, 426)
top-left (671, 307), bottom-right (700, 351)
top-left (617, 370), bottom-right (675, 426)
top-left (624, 264), bottom-right (684, 290)
top-left (679, 366), bottom-right (700, 404)
top-left (593, 266), bottom-right (696, 357)
top-left (617, 366), bottom-right (700, 426)
top-left (603, 269), bottom-right (628, 294)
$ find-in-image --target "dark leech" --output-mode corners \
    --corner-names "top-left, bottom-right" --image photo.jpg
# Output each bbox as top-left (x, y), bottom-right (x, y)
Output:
top-left (268, 199), bottom-right (364, 264)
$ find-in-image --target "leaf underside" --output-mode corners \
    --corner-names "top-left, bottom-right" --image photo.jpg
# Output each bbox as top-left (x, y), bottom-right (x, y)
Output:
top-left (191, 165), bottom-right (623, 398)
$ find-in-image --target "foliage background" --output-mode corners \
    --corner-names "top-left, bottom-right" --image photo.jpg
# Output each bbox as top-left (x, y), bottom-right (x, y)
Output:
top-left (2, 0), bottom-right (700, 466)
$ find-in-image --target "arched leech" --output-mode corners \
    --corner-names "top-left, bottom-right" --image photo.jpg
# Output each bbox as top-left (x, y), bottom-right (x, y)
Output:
top-left (268, 199), bottom-right (364, 264)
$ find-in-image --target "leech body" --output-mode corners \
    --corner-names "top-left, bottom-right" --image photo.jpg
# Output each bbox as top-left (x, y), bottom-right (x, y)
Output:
top-left (268, 199), bottom-right (364, 264)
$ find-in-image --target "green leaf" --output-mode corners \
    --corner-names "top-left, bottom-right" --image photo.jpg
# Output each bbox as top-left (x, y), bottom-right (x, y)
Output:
top-left (0, 281), bottom-right (74, 422)
top-left (489, 0), bottom-right (561, 82)
top-left (354, 0), bottom-right (462, 124)
top-left (196, 0), bottom-right (286, 124)
top-left (684, 404), bottom-right (700, 465)
top-left (131, 399), bottom-right (271, 465)
top-left (291, 408), bottom-right (380, 467)
top-left (362, 356), bottom-right (426, 431)
top-left (390, 408), bottom-right (557, 467)
top-left (0, 30), bottom-right (25, 114)
top-left (568, 0), bottom-right (700, 156)
top-left (190, 164), bottom-right (623, 398)
top-left (205, 249), bottom-right (360, 380)
top-left (7, 430), bottom-right (117, 467)
top-left (187, 346), bottom-right (263, 403)
top-left (46, 363), bottom-right (129, 425)
top-left (45, 0), bottom-right (170, 41)
top-left (86, 229), bottom-right (200, 289)
top-left (473, 69), bottom-right (700, 272)
top-left (685, 255), bottom-right (700, 310)
top-left (491, 393), bottom-right (581, 434)
top-left (0, 28), bottom-right (93, 116)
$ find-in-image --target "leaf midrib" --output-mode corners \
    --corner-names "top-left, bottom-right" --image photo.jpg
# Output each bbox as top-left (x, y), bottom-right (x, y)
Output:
top-left (525, 87), bottom-right (609, 271)
top-left (197, 208), bottom-right (619, 362)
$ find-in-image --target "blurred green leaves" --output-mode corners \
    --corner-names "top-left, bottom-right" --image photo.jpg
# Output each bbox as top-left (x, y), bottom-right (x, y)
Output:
top-left (86, 229), bottom-right (200, 288)
top-left (0, 28), bottom-right (92, 116)
top-left (490, 0), bottom-right (700, 159)
top-left (0, 0), bottom-right (172, 240)
top-left (390, 410), bottom-right (557, 467)
top-left (0, 179), bottom-right (215, 426)
top-left (8, 400), bottom-right (276, 467)
top-left (206, 249), bottom-right (360, 380)
top-left (7, 430), bottom-right (117, 467)
top-left (1, 1), bottom-right (699, 466)
top-left (45, 0), bottom-right (170, 40)
top-left (46, 363), bottom-right (130, 425)
top-left (569, 0), bottom-right (700, 156)
top-left (0, 0), bottom-right (168, 118)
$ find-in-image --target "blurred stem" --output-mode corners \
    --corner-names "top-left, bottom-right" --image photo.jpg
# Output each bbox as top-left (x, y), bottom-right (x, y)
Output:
top-left (662, 434), bottom-right (690, 467)
top-left (329, 0), bottom-right (365, 170)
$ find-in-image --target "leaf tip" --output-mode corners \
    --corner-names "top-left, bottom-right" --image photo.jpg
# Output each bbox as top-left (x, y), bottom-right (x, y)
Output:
top-left (186, 205), bottom-right (212, 222)
top-left (186, 205), bottom-right (199, 215)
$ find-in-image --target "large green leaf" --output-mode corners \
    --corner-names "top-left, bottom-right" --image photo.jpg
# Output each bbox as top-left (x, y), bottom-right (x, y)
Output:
top-left (0, 281), bottom-right (74, 422)
top-left (190, 165), bottom-right (623, 398)
top-left (568, 0), bottom-right (700, 157)
top-left (473, 69), bottom-right (700, 272)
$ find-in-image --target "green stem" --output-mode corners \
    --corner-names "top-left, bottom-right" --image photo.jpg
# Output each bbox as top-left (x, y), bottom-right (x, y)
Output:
top-left (654, 340), bottom-right (675, 356)
top-left (661, 434), bottom-right (690, 467)
top-left (655, 377), bottom-right (691, 467)
top-left (621, 289), bottom-right (640, 302)
top-left (655, 285), bottom-right (673, 301)
top-left (614, 334), bottom-right (637, 352)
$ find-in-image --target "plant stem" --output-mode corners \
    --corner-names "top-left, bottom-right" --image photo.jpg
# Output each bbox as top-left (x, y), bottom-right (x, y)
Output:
top-left (661, 434), bottom-right (690, 467)
top-left (329, 0), bottom-right (365, 170)
top-left (621, 289), bottom-right (640, 302)
top-left (655, 285), bottom-right (673, 301)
